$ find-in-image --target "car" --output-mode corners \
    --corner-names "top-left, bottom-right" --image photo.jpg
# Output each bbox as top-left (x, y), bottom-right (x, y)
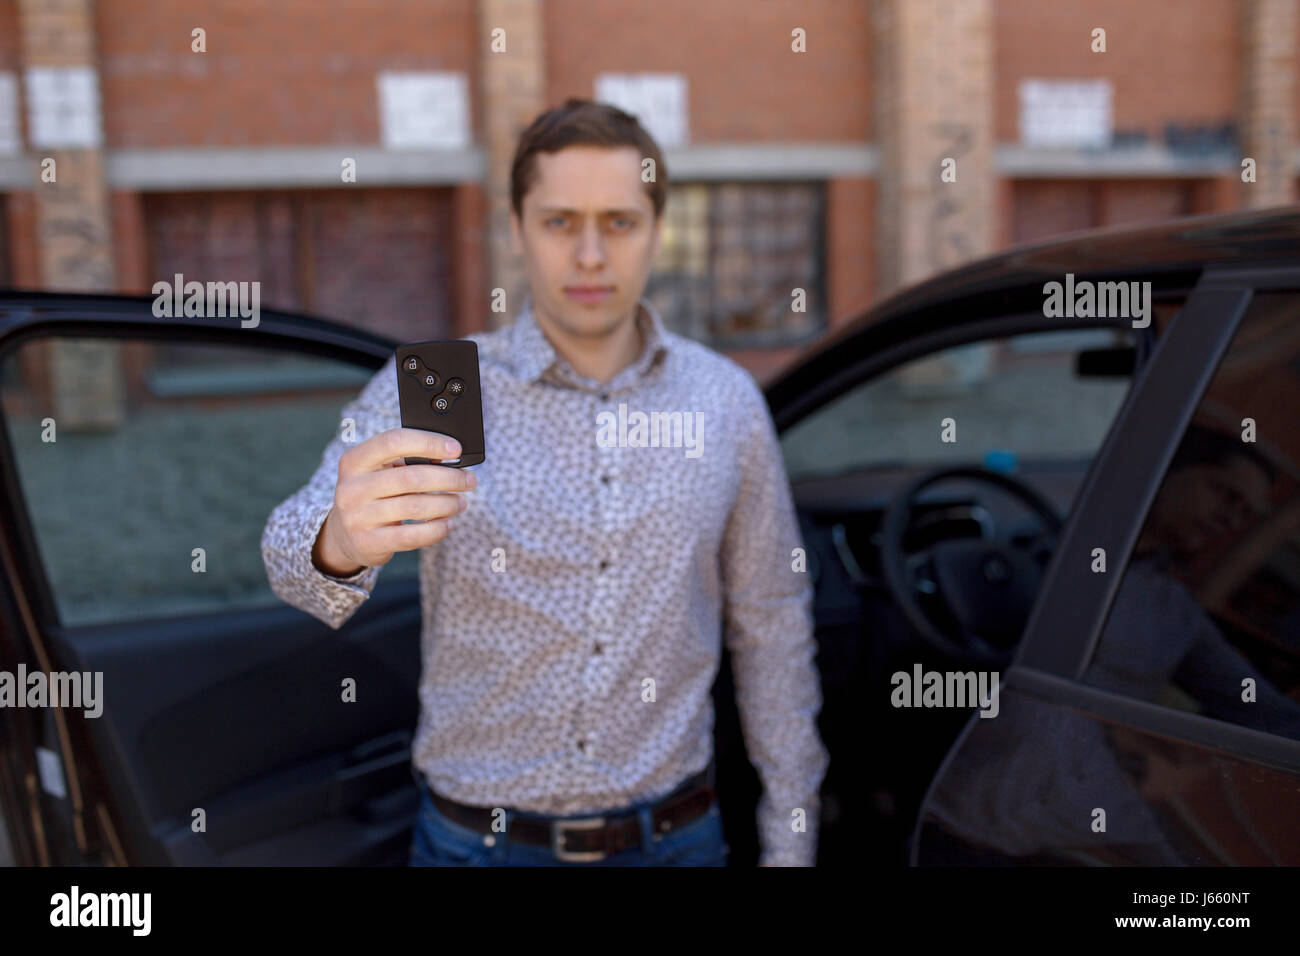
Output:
top-left (1, 205), bottom-right (1298, 866)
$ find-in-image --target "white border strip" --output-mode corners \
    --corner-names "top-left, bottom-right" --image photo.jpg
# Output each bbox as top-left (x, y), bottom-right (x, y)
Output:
top-left (106, 146), bottom-right (484, 190)
top-left (0, 144), bottom-right (1294, 193)
top-left (665, 143), bottom-right (876, 179)
top-left (997, 143), bottom-right (1246, 178)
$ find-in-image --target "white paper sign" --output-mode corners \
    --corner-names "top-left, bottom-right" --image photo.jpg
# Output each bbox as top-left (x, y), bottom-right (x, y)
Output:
top-left (1018, 79), bottom-right (1112, 148)
top-left (594, 73), bottom-right (689, 148)
top-left (377, 71), bottom-right (469, 149)
top-left (25, 66), bottom-right (103, 149)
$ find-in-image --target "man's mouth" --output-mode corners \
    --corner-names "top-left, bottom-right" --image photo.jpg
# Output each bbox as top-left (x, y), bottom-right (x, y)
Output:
top-left (564, 286), bottom-right (614, 304)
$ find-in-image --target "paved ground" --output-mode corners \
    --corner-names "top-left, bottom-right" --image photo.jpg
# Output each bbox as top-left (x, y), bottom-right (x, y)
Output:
top-left (7, 398), bottom-right (358, 625)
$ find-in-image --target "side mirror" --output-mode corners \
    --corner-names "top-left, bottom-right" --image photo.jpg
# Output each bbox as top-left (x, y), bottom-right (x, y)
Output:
top-left (1075, 347), bottom-right (1135, 378)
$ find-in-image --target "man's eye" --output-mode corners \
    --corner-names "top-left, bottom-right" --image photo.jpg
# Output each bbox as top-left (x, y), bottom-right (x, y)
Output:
top-left (545, 216), bottom-right (569, 228)
top-left (611, 218), bottom-right (634, 230)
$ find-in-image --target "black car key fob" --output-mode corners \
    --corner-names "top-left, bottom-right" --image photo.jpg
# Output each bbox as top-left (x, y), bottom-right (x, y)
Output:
top-left (395, 340), bottom-right (485, 467)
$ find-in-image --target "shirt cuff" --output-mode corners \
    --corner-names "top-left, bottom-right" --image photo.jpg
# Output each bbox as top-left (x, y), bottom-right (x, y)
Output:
top-left (265, 499), bottom-right (381, 629)
top-left (757, 794), bottom-right (820, 866)
top-left (303, 500), bottom-right (381, 590)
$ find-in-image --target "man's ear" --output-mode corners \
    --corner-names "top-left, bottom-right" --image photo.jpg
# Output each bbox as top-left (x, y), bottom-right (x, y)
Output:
top-left (649, 212), bottom-right (665, 261)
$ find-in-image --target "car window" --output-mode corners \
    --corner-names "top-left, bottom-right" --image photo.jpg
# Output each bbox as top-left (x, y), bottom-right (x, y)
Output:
top-left (1083, 291), bottom-right (1300, 742)
top-left (0, 335), bottom-right (418, 627)
top-left (780, 325), bottom-right (1139, 482)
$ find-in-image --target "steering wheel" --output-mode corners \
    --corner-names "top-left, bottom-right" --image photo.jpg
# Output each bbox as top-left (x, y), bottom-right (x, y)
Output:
top-left (879, 465), bottom-right (1065, 666)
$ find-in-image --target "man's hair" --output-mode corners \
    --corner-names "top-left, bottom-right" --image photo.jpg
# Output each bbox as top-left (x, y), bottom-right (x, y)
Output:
top-left (1169, 422), bottom-right (1278, 486)
top-left (510, 97), bottom-right (668, 222)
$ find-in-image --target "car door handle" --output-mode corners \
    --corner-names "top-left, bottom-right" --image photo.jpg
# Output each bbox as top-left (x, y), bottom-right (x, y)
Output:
top-left (330, 750), bottom-right (411, 815)
top-left (329, 732), bottom-right (412, 815)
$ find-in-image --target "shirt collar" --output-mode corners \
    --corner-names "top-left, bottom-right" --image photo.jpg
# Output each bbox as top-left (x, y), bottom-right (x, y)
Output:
top-left (511, 294), bottom-right (670, 390)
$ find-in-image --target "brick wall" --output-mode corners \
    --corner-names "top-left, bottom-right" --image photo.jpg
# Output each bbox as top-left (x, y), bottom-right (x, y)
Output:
top-left (93, 0), bottom-right (477, 147)
top-left (544, 0), bottom-right (871, 141)
top-left (478, 0), bottom-right (545, 326)
top-left (0, 0), bottom-right (1294, 373)
top-left (873, 0), bottom-right (996, 298)
top-left (994, 0), bottom-right (1239, 144)
top-left (0, 0), bottom-right (19, 70)
top-left (1011, 179), bottom-right (1213, 246)
top-left (1239, 0), bottom-right (1298, 207)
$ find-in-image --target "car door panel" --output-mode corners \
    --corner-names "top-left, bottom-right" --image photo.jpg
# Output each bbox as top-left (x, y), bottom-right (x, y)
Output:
top-left (915, 681), bottom-right (1300, 868)
top-left (0, 302), bottom-right (422, 865)
top-left (914, 675), bottom-right (1300, 865)
top-left (53, 594), bottom-right (420, 864)
top-left (914, 275), bottom-right (1300, 866)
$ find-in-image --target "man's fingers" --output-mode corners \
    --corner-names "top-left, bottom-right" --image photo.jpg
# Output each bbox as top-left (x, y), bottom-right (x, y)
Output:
top-left (343, 428), bottom-right (462, 474)
top-left (365, 462), bottom-right (477, 500)
top-left (376, 516), bottom-right (456, 552)
top-left (364, 491), bottom-right (467, 526)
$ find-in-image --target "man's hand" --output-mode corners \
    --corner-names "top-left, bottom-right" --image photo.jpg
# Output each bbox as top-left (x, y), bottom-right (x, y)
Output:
top-left (312, 428), bottom-right (476, 576)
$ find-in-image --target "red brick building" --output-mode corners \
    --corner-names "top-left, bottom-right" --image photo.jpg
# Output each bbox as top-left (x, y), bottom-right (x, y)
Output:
top-left (0, 0), bottom-right (1296, 384)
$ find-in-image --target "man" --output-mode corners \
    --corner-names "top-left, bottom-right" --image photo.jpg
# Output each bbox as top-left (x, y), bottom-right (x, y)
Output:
top-left (261, 98), bottom-right (829, 866)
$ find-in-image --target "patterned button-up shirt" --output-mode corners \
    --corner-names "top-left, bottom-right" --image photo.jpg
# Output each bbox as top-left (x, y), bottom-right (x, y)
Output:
top-left (261, 296), bottom-right (829, 865)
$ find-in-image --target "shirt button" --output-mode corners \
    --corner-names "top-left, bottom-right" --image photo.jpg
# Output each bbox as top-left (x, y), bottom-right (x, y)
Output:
top-left (600, 475), bottom-right (610, 485)
top-left (598, 560), bottom-right (609, 572)
top-left (599, 391), bottom-right (610, 401)
top-left (593, 643), bottom-right (604, 654)
top-left (577, 739), bottom-right (587, 752)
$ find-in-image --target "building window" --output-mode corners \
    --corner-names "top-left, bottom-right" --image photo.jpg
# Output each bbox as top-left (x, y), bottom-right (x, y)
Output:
top-left (646, 182), bottom-right (827, 350)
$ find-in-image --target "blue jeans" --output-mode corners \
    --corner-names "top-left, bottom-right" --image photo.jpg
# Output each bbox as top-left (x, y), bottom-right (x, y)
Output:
top-left (408, 771), bottom-right (730, 867)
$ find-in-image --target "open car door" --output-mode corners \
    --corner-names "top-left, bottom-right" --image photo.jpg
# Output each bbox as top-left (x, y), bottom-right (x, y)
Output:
top-left (0, 293), bottom-right (426, 865)
top-left (912, 276), bottom-right (1300, 865)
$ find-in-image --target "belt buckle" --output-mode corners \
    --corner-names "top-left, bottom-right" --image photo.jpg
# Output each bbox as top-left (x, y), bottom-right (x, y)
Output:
top-left (552, 815), bottom-right (607, 862)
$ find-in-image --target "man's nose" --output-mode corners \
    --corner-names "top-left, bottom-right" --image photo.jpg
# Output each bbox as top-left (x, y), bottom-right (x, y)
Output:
top-left (576, 224), bottom-right (605, 269)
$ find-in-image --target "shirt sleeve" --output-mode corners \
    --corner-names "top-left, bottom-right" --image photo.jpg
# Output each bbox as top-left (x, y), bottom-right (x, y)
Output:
top-left (719, 373), bottom-right (831, 867)
top-left (260, 355), bottom-right (399, 630)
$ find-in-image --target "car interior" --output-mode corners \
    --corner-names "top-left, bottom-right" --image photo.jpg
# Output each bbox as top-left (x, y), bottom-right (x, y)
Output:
top-left (752, 316), bottom-right (1166, 867)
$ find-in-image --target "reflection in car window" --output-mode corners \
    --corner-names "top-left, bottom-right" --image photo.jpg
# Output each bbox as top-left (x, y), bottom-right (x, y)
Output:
top-left (1086, 292), bottom-right (1300, 742)
top-left (0, 336), bottom-right (419, 627)
top-left (780, 326), bottom-right (1137, 482)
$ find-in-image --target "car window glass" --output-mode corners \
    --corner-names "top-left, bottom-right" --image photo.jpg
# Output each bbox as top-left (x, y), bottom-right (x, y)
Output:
top-left (780, 325), bottom-right (1139, 482)
top-left (0, 336), bottom-right (418, 627)
top-left (1084, 292), bottom-right (1300, 742)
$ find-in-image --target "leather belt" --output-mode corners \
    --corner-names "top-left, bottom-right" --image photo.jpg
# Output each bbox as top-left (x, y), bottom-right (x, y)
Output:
top-left (428, 762), bottom-right (717, 862)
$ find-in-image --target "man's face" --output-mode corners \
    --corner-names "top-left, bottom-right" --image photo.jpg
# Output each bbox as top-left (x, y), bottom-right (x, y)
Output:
top-left (510, 145), bottom-right (663, 341)
top-left (1152, 455), bottom-right (1272, 557)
